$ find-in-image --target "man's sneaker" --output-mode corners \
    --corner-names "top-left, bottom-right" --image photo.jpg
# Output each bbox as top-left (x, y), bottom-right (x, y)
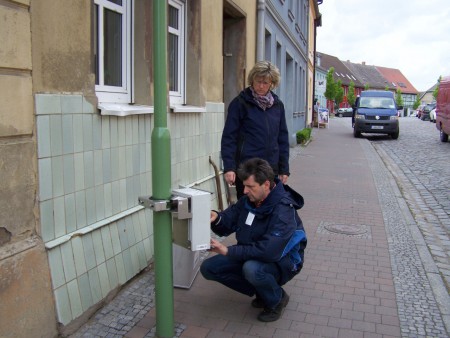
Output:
top-left (251, 296), bottom-right (265, 308)
top-left (257, 289), bottom-right (289, 322)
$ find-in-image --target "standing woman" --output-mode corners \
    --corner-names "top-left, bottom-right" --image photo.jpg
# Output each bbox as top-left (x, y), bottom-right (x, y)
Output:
top-left (221, 61), bottom-right (290, 199)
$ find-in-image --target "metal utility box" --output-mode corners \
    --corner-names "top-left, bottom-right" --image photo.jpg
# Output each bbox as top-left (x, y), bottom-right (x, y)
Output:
top-left (171, 187), bottom-right (211, 288)
top-left (171, 187), bottom-right (211, 251)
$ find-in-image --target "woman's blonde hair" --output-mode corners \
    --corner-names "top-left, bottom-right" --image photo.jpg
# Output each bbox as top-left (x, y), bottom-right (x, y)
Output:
top-left (247, 60), bottom-right (281, 90)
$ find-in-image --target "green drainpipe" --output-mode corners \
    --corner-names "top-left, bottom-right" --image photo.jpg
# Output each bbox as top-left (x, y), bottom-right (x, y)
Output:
top-left (152, 0), bottom-right (174, 336)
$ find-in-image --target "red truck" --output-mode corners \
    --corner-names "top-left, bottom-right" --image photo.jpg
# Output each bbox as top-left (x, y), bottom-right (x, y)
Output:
top-left (436, 75), bottom-right (450, 142)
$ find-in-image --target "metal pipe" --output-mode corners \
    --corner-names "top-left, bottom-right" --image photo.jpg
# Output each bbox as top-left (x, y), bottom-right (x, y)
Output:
top-left (152, 1), bottom-right (174, 337)
top-left (256, 0), bottom-right (265, 61)
top-left (209, 156), bottom-right (224, 211)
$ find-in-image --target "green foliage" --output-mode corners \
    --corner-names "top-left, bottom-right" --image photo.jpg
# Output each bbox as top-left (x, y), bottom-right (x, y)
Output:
top-left (324, 67), bottom-right (336, 101)
top-left (347, 81), bottom-right (356, 106)
top-left (413, 96), bottom-right (421, 110)
top-left (433, 76), bottom-right (442, 100)
top-left (395, 88), bottom-right (404, 106)
top-left (296, 127), bottom-right (312, 145)
top-left (385, 85), bottom-right (390, 91)
top-left (364, 83), bottom-right (370, 90)
top-left (335, 80), bottom-right (344, 107)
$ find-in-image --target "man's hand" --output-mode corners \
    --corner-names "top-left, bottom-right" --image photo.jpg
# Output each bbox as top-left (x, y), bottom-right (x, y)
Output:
top-left (210, 211), bottom-right (219, 223)
top-left (224, 171), bottom-right (236, 186)
top-left (209, 238), bottom-right (228, 256)
top-left (279, 174), bottom-right (289, 184)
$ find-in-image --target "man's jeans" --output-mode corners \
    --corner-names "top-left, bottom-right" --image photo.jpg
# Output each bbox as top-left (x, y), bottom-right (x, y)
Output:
top-left (200, 254), bottom-right (283, 309)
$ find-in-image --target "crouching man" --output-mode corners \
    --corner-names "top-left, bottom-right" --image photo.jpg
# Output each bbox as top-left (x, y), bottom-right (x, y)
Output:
top-left (200, 158), bottom-right (307, 322)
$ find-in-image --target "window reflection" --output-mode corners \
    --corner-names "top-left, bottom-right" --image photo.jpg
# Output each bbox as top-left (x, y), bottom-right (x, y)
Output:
top-left (104, 8), bottom-right (122, 86)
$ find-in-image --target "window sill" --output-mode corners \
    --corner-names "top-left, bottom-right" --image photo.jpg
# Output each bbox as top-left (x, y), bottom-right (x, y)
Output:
top-left (98, 103), bottom-right (207, 116)
top-left (98, 103), bottom-right (154, 116)
top-left (170, 104), bottom-right (206, 113)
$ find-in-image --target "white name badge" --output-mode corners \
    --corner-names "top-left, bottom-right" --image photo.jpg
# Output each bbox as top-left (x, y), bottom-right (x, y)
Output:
top-left (245, 212), bottom-right (255, 225)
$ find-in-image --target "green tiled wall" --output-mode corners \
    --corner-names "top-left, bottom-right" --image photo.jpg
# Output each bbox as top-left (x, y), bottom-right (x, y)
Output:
top-left (35, 94), bottom-right (224, 325)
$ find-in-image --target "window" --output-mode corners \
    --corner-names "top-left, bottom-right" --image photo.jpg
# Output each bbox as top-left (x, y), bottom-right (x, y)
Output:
top-left (94, 0), bottom-right (132, 104)
top-left (168, 0), bottom-right (185, 105)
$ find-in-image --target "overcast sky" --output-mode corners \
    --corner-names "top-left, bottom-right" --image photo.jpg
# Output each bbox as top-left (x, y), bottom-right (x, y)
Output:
top-left (316, 0), bottom-right (450, 92)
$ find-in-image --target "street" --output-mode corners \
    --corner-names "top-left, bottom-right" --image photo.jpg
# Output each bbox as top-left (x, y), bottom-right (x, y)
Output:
top-left (368, 117), bottom-right (450, 292)
top-left (331, 116), bottom-right (450, 337)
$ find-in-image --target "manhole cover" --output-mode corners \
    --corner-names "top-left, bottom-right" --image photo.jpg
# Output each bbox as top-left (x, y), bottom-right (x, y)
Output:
top-left (324, 224), bottom-right (367, 235)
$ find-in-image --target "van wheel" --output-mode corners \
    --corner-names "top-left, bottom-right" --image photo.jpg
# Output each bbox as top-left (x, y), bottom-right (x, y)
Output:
top-left (338, 113), bottom-right (343, 117)
top-left (440, 129), bottom-right (449, 142)
top-left (391, 129), bottom-right (399, 140)
top-left (353, 128), bottom-right (361, 138)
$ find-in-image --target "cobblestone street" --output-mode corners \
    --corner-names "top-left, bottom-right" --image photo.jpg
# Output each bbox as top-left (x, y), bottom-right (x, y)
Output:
top-left (369, 117), bottom-right (450, 293)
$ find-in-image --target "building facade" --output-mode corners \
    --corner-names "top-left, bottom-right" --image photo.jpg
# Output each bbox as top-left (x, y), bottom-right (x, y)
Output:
top-left (315, 52), bottom-right (418, 113)
top-left (0, 1), bottom-right (317, 336)
top-left (258, 0), bottom-right (314, 144)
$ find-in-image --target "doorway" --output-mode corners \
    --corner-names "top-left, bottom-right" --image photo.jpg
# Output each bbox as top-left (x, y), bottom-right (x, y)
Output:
top-left (223, 1), bottom-right (246, 117)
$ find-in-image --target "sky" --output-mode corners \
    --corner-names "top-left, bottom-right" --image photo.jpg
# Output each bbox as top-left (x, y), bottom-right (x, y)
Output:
top-left (316, 0), bottom-right (450, 92)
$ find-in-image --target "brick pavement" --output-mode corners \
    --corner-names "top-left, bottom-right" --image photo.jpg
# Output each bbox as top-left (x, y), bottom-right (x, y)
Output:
top-left (72, 118), bottom-right (448, 337)
top-left (130, 118), bottom-right (400, 338)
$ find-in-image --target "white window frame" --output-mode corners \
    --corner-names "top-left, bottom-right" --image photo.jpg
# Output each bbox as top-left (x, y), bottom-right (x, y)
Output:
top-left (94, 0), bottom-right (132, 104)
top-left (168, 0), bottom-right (186, 105)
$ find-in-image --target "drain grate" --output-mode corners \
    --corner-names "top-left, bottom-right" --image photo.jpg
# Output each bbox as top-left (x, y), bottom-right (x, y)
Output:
top-left (317, 221), bottom-right (371, 239)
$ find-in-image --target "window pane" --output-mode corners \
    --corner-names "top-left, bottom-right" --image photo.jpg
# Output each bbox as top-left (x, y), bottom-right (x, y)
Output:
top-left (104, 8), bottom-right (122, 86)
top-left (108, 0), bottom-right (122, 5)
top-left (169, 6), bottom-right (178, 29)
top-left (169, 33), bottom-right (178, 92)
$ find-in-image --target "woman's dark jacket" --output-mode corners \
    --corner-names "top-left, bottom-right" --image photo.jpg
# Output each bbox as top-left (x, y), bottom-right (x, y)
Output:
top-left (221, 87), bottom-right (290, 175)
top-left (211, 180), bottom-right (307, 285)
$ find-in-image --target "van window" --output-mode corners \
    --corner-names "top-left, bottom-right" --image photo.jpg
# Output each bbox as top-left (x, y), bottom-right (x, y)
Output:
top-left (360, 97), bottom-right (395, 109)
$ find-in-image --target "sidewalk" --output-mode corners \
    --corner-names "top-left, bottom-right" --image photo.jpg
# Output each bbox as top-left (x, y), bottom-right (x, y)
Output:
top-left (72, 118), bottom-right (448, 338)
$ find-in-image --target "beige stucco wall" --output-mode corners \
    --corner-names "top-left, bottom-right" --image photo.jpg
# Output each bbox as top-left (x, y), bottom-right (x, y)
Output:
top-left (0, 5), bottom-right (33, 136)
top-left (200, 0), bottom-right (257, 103)
top-left (307, 0), bottom-right (318, 126)
top-left (0, 1), bottom-right (58, 337)
top-left (31, 0), bottom-right (94, 96)
top-left (0, 241), bottom-right (57, 338)
top-left (200, 0), bottom-right (224, 102)
top-left (133, 1), bottom-right (153, 106)
top-left (233, 0), bottom-right (257, 76)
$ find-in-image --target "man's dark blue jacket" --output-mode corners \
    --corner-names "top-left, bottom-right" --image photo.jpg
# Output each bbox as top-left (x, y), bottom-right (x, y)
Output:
top-left (211, 180), bottom-right (307, 285)
top-left (221, 87), bottom-right (290, 176)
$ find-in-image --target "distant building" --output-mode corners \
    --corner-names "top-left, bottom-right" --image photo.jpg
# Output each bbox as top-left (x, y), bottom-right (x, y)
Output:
top-left (315, 52), bottom-right (418, 111)
top-left (375, 66), bottom-right (418, 109)
top-left (419, 83), bottom-right (439, 104)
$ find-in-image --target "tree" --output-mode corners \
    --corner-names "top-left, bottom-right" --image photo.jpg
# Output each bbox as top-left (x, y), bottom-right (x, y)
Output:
top-left (395, 88), bottom-right (404, 107)
top-left (335, 80), bottom-right (344, 108)
top-left (364, 83), bottom-right (370, 90)
top-left (324, 67), bottom-right (336, 109)
top-left (433, 76), bottom-right (442, 100)
top-left (412, 96), bottom-right (421, 110)
top-left (347, 81), bottom-right (356, 106)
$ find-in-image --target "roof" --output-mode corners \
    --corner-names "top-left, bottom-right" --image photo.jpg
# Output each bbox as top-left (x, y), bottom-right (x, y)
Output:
top-left (419, 82), bottom-right (438, 101)
top-left (375, 66), bottom-right (418, 94)
top-left (342, 61), bottom-right (389, 90)
top-left (316, 52), bottom-right (418, 95)
top-left (316, 52), bottom-right (363, 87)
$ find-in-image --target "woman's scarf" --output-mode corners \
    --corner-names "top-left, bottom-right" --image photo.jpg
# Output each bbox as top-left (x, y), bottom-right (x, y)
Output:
top-left (250, 87), bottom-right (274, 111)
